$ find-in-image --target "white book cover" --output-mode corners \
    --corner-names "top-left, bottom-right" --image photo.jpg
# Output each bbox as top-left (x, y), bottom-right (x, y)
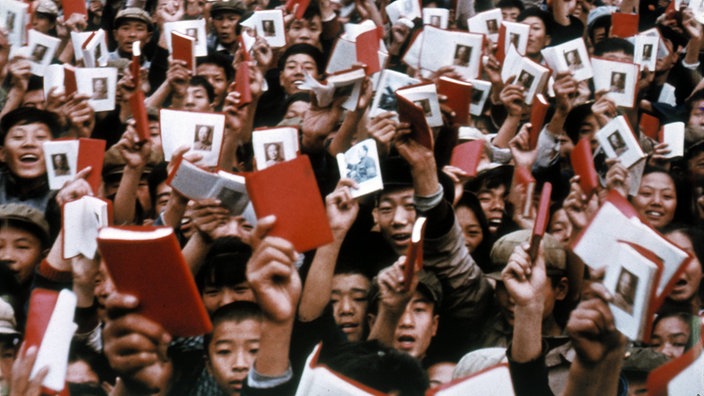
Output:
top-left (27, 29), bottom-right (61, 77)
top-left (336, 139), bottom-right (383, 198)
top-left (369, 69), bottom-right (421, 118)
top-left (502, 21), bottom-right (529, 56)
top-left (603, 243), bottom-right (658, 341)
top-left (385, 0), bottom-right (421, 24)
top-left (468, 79), bottom-right (491, 116)
top-left (595, 115), bottom-right (645, 168)
top-left (592, 57), bottom-right (639, 108)
top-left (667, 351), bottom-right (704, 394)
top-left (43, 64), bottom-right (64, 97)
top-left (43, 140), bottom-right (79, 190)
top-left (326, 68), bottom-right (366, 110)
top-left (70, 31), bottom-right (93, 61)
top-left (467, 8), bottom-right (501, 42)
top-left (169, 160), bottom-right (250, 214)
top-left (63, 196), bottom-right (109, 259)
top-left (401, 31), bottom-right (423, 70)
top-left (252, 127), bottom-right (300, 170)
top-left (160, 109), bottom-right (226, 167)
top-left (634, 34), bottom-right (659, 71)
top-left (661, 122), bottom-right (685, 159)
top-left (164, 19), bottom-right (208, 57)
top-left (541, 37), bottom-right (593, 81)
top-left (30, 289), bottom-right (78, 392)
top-left (429, 364), bottom-right (515, 395)
top-left (423, 8), bottom-right (449, 29)
top-left (641, 28), bottom-right (670, 60)
top-left (502, 48), bottom-right (550, 105)
top-left (240, 11), bottom-right (287, 48)
top-left (396, 83), bottom-right (443, 127)
top-left (658, 82), bottom-right (677, 107)
top-left (0, 0), bottom-right (28, 46)
top-left (81, 29), bottom-right (109, 68)
top-left (419, 26), bottom-right (483, 80)
top-left (76, 67), bottom-right (117, 112)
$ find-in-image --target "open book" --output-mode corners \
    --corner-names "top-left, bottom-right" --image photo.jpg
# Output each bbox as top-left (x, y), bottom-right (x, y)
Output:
top-left (385, 0), bottom-right (421, 24)
top-left (24, 29), bottom-right (61, 77)
top-left (301, 67), bottom-right (366, 110)
top-left (395, 82), bottom-right (443, 128)
top-left (423, 7), bottom-right (449, 28)
top-left (240, 10), bottom-right (287, 48)
top-left (501, 45), bottom-right (551, 105)
top-left (497, 21), bottom-right (529, 61)
top-left (81, 29), bottom-right (109, 68)
top-left (336, 139), bottom-right (383, 198)
top-left (42, 138), bottom-right (105, 191)
top-left (252, 127), bottom-right (299, 170)
top-left (77, 66), bottom-right (118, 112)
top-left (541, 37), bottom-right (593, 82)
top-left (633, 33), bottom-right (659, 71)
top-left (369, 69), bottom-right (420, 118)
top-left (160, 109), bottom-right (226, 167)
top-left (326, 20), bottom-right (386, 76)
top-left (467, 79), bottom-right (491, 116)
top-left (415, 26), bottom-right (484, 80)
top-left (164, 19), bottom-right (208, 57)
top-left (467, 8), bottom-right (502, 43)
top-left (167, 158), bottom-right (250, 215)
top-left (63, 196), bottom-right (111, 260)
top-left (0, 0), bottom-right (29, 45)
top-left (592, 57), bottom-right (639, 108)
top-left (97, 226), bottom-right (213, 337)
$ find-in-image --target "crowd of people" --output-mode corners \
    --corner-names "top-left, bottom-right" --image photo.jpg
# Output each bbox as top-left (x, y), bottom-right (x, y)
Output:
top-left (0, 0), bottom-right (703, 394)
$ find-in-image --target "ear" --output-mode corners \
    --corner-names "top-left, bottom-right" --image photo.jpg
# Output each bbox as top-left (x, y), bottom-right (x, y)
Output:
top-left (553, 276), bottom-right (569, 301)
top-left (367, 312), bottom-right (377, 330)
top-left (545, 35), bottom-right (552, 47)
top-left (372, 207), bottom-right (379, 225)
top-left (0, 146), bottom-right (7, 163)
top-left (431, 314), bottom-right (439, 337)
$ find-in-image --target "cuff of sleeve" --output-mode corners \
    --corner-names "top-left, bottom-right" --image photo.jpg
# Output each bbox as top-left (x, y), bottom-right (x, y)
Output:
top-left (414, 185), bottom-right (444, 213)
top-left (38, 259), bottom-right (73, 283)
top-left (682, 59), bottom-right (701, 70)
top-left (247, 363), bottom-right (293, 389)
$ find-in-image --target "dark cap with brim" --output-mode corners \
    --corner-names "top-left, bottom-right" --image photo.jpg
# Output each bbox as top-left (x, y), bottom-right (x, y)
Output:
top-left (0, 203), bottom-right (51, 248)
top-left (369, 269), bottom-right (443, 308)
top-left (210, 0), bottom-right (246, 16)
top-left (114, 8), bottom-right (154, 30)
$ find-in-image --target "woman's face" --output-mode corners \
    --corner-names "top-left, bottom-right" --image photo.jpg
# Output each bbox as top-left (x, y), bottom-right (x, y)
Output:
top-left (549, 208), bottom-right (573, 244)
top-left (632, 172), bottom-right (677, 229)
top-left (666, 231), bottom-right (703, 303)
top-left (651, 316), bottom-right (691, 359)
top-left (522, 16), bottom-right (550, 56)
top-left (456, 205), bottom-right (484, 252)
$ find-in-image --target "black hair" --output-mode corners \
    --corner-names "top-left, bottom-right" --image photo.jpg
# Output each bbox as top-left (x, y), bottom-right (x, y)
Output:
top-left (26, 76), bottom-right (44, 92)
top-left (197, 53), bottom-right (235, 82)
top-left (593, 37), bottom-right (634, 57)
top-left (204, 301), bottom-right (263, 351)
top-left (302, 2), bottom-right (322, 21)
top-left (661, 225), bottom-right (704, 270)
top-left (147, 162), bottom-right (169, 218)
top-left (0, 107), bottom-right (61, 141)
top-left (517, 7), bottom-right (552, 37)
top-left (651, 311), bottom-right (699, 351)
top-left (455, 192), bottom-right (492, 272)
top-left (285, 91), bottom-right (312, 109)
top-left (588, 14), bottom-right (611, 44)
top-left (465, 166), bottom-right (513, 194)
top-left (277, 43), bottom-right (325, 76)
top-left (196, 237), bottom-right (252, 293)
top-left (686, 89), bottom-right (704, 116)
top-left (497, 0), bottom-right (525, 11)
top-left (69, 340), bottom-right (115, 384)
top-left (188, 75), bottom-right (216, 104)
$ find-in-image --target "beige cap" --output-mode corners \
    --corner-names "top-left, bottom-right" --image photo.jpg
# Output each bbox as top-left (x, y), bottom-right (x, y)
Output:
top-left (0, 299), bottom-right (20, 336)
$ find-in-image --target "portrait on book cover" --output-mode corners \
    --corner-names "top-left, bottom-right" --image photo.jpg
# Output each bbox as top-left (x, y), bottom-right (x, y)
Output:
top-left (92, 78), bottom-right (108, 100)
top-left (509, 33), bottom-right (520, 50)
top-left (414, 98), bottom-right (432, 117)
top-left (6, 12), bottom-right (15, 31)
top-left (613, 267), bottom-right (638, 315)
top-left (216, 187), bottom-right (245, 210)
top-left (262, 20), bottom-right (276, 37)
top-left (430, 15), bottom-right (441, 27)
top-left (453, 45), bottom-right (471, 67)
top-left (642, 44), bottom-right (653, 61)
top-left (564, 49), bottom-right (583, 71)
top-left (610, 72), bottom-right (626, 94)
top-left (31, 44), bottom-right (48, 62)
top-left (186, 28), bottom-right (199, 44)
top-left (346, 143), bottom-right (377, 183)
top-left (264, 142), bottom-right (285, 166)
top-left (486, 19), bottom-right (498, 34)
top-left (334, 82), bottom-right (355, 100)
top-left (193, 125), bottom-right (213, 151)
top-left (517, 70), bottom-right (534, 91)
top-left (471, 88), bottom-right (484, 105)
top-left (607, 131), bottom-right (628, 156)
top-left (52, 153), bottom-right (70, 177)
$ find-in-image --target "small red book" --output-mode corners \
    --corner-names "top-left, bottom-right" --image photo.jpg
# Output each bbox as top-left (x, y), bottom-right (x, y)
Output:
top-left (514, 166), bottom-right (535, 218)
top-left (131, 41), bottom-right (141, 86)
top-left (130, 89), bottom-right (150, 142)
top-left (496, 23), bottom-right (508, 63)
top-left (639, 113), bottom-right (660, 140)
top-left (235, 61), bottom-right (252, 108)
top-left (403, 217), bottom-right (427, 291)
top-left (355, 29), bottom-right (380, 76)
top-left (63, 64), bottom-right (77, 96)
top-left (449, 140), bottom-right (484, 177)
top-left (570, 137), bottom-right (599, 197)
top-left (24, 289), bottom-right (59, 353)
top-left (171, 31), bottom-right (195, 73)
top-left (245, 155), bottom-right (333, 253)
top-left (77, 138), bottom-right (106, 193)
top-left (611, 13), bottom-right (639, 38)
top-left (62, 0), bottom-right (87, 18)
top-left (97, 226), bottom-right (213, 337)
top-left (529, 94), bottom-right (549, 150)
top-left (529, 181), bottom-right (551, 260)
top-left (437, 76), bottom-right (472, 125)
top-left (285, 0), bottom-right (311, 19)
top-left (395, 94), bottom-right (434, 150)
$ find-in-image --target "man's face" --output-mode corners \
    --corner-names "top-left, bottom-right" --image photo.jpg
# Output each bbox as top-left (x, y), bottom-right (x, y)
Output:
top-left (154, 182), bottom-right (172, 216)
top-left (601, 50), bottom-right (634, 63)
top-left (0, 226), bottom-right (43, 286)
top-left (577, 114), bottom-right (600, 152)
top-left (372, 188), bottom-right (416, 254)
top-left (476, 185), bottom-right (506, 234)
top-left (688, 151), bottom-right (704, 178)
top-left (331, 273), bottom-right (370, 342)
top-left (0, 122), bottom-right (51, 179)
top-left (279, 53), bottom-right (319, 95)
top-left (501, 6), bottom-right (521, 22)
top-left (208, 319), bottom-right (261, 395)
top-left (184, 85), bottom-right (213, 112)
top-left (32, 15), bottom-right (55, 34)
top-left (202, 281), bottom-right (255, 315)
top-left (286, 16), bottom-right (322, 48)
top-left (212, 12), bottom-right (240, 46)
top-left (688, 100), bottom-right (704, 129)
top-left (197, 63), bottom-right (228, 107)
top-left (391, 291), bottom-right (438, 359)
top-left (113, 21), bottom-right (151, 55)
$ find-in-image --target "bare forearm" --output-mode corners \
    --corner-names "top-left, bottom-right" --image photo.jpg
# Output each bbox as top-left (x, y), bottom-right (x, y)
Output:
top-left (255, 320), bottom-right (294, 377)
top-left (113, 166), bottom-right (144, 224)
top-left (328, 110), bottom-right (362, 155)
top-left (493, 114), bottom-right (520, 148)
top-left (181, 232), bottom-right (212, 275)
top-left (511, 302), bottom-right (543, 363)
top-left (145, 81), bottom-right (172, 110)
top-left (368, 307), bottom-right (403, 347)
top-left (161, 196), bottom-right (188, 228)
top-left (298, 239), bottom-right (343, 321)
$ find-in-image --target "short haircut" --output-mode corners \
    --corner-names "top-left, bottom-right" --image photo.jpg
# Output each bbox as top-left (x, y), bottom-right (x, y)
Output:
top-left (497, 0), bottom-right (525, 11)
top-left (197, 53), bottom-right (235, 82)
top-left (302, 2), bottom-right (322, 20)
top-left (69, 340), bottom-right (114, 384)
top-left (204, 301), bottom-right (263, 350)
top-left (0, 107), bottom-right (61, 141)
top-left (278, 44), bottom-right (325, 76)
top-left (196, 237), bottom-right (252, 293)
top-left (517, 7), bottom-right (552, 37)
top-left (188, 75), bottom-right (215, 104)
top-left (27, 76), bottom-right (44, 92)
top-left (593, 37), bottom-right (634, 57)
top-left (147, 162), bottom-right (169, 212)
top-left (686, 89), bottom-right (704, 115)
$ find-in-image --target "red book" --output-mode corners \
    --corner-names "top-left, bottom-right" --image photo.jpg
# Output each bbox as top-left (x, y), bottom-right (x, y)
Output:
top-left (97, 227), bottom-right (213, 337)
top-left (449, 140), bottom-right (484, 177)
top-left (245, 155), bottom-right (333, 252)
top-left (285, 0), bottom-right (311, 19)
top-left (529, 182), bottom-right (551, 261)
top-left (235, 61), bottom-right (252, 108)
top-left (437, 76), bottom-right (472, 125)
top-left (130, 89), bottom-right (150, 142)
top-left (611, 13), bottom-right (639, 38)
top-left (639, 113), bottom-right (660, 140)
top-left (355, 29), bottom-right (380, 76)
top-left (77, 138), bottom-right (106, 193)
top-left (395, 94), bottom-right (434, 150)
top-left (514, 166), bottom-right (535, 218)
top-left (62, 0), bottom-right (87, 18)
top-left (496, 23), bottom-right (507, 63)
top-left (403, 217), bottom-right (427, 291)
top-left (81, 31), bottom-right (96, 51)
top-left (63, 64), bottom-right (77, 96)
top-left (171, 31), bottom-right (195, 73)
top-left (529, 94), bottom-right (549, 150)
top-left (570, 137), bottom-right (599, 197)
top-left (23, 289), bottom-right (59, 353)
top-left (131, 41), bottom-right (141, 87)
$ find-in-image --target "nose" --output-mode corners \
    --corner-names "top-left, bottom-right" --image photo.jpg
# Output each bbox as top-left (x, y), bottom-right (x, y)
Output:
top-left (651, 192), bottom-right (664, 207)
top-left (220, 288), bottom-right (238, 308)
top-left (398, 309), bottom-right (415, 328)
top-left (339, 296), bottom-right (355, 316)
top-left (659, 342), bottom-right (678, 359)
top-left (391, 207), bottom-right (409, 226)
top-left (232, 350), bottom-right (249, 371)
